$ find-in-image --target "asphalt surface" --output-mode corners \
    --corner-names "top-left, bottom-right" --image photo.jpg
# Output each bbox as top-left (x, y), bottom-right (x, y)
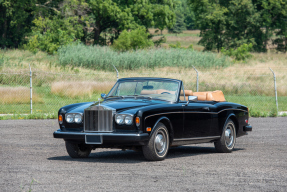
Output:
top-left (0, 118), bottom-right (286, 192)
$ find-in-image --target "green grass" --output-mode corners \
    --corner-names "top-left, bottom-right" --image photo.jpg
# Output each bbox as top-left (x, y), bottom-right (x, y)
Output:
top-left (226, 95), bottom-right (287, 117)
top-left (1, 87), bottom-right (285, 118)
top-left (0, 86), bottom-right (102, 116)
top-left (58, 43), bottom-right (231, 71)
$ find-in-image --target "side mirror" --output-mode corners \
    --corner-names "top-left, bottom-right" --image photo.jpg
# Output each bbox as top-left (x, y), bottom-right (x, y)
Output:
top-left (188, 96), bottom-right (198, 102)
top-left (101, 93), bottom-right (107, 99)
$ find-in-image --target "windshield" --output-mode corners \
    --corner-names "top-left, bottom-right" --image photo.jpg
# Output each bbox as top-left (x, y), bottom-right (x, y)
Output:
top-left (107, 79), bottom-right (180, 102)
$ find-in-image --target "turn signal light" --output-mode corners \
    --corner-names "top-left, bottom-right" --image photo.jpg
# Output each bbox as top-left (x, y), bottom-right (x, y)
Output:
top-left (135, 117), bottom-right (140, 126)
top-left (146, 127), bottom-right (152, 132)
top-left (58, 115), bottom-right (63, 124)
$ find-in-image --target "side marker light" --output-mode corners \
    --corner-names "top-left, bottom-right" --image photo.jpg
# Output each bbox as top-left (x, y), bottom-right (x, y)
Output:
top-left (146, 127), bottom-right (152, 132)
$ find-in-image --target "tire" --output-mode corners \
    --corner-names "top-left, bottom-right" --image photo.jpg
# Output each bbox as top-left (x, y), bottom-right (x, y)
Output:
top-left (142, 122), bottom-right (169, 161)
top-left (65, 141), bottom-right (92, 158)
top-left (214, 119), bottom-right (236, 153)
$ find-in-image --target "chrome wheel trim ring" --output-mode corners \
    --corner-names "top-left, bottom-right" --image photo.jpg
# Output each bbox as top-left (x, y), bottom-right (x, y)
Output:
top-left (154, 130), bottom-right (167, 155)
top-left (225, 123), bottom-right (235, 148)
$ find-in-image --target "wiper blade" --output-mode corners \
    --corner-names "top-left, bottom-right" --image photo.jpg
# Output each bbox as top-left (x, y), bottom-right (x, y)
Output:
top-left (105, 96), bottom-right (124, 99)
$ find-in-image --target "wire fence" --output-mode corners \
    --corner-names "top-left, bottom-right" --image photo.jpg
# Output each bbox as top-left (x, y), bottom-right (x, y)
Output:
top-left (0, 66), bottom-right (286, 117)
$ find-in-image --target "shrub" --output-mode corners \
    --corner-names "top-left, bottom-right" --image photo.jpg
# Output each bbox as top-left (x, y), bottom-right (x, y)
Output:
top-left (113, 27), bottom-right (154, 52)
top-left (221, 43), bottom-right (253, 61)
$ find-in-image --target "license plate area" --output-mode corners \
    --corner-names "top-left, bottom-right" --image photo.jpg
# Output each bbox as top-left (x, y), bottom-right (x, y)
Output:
top-left (85, 135), bottom-right (103, 144)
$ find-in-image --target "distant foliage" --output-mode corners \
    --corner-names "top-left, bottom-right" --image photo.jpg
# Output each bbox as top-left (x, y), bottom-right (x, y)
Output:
top-left (153, 36), bottom-right (167, 47)
top-left (112, 27), bottom-right (154, 52)
top-left (58, 43), bottom-right (230, 71)
top-left (169, 42), bottom-right (193, 50)
top-left (221, 43), bottom-right (253, 61)
top-left (168, 11), bottom-right (186, 34)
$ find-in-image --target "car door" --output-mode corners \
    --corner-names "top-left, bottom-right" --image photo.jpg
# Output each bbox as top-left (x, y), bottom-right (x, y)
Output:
top-left (183, 102), bottom-right (214, 138)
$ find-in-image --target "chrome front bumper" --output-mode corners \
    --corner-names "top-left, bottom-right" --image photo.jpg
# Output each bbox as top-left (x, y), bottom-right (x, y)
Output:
top-left (53, 129), bottom-right (149, 145)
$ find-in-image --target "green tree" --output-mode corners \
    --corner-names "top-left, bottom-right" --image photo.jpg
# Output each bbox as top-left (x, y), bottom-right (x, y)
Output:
top-left (88, 0), bottom-right (176, 45)
top-left (189, 0), bottom-right (287, 52)
top-left (190, 0), bottom-right (228, 52)
top-left (256, 0), bottom-right (287, 52)
top-left (0, 0), bottom-right (36, 48)
top-left (113, 27), bottom-right (154, 52)
top-left (168, 11), bottom-right (186, 34)
top-left (181, 0), bottom-right (196, 30)
top-left (24, 0), bottom-right (89, 54)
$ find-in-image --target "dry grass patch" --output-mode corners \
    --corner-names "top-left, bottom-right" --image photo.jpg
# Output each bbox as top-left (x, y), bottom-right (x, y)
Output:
top-left (51, 81), bottom-right (114, 98)
top-left (0, 87), bottom-right (42, 104)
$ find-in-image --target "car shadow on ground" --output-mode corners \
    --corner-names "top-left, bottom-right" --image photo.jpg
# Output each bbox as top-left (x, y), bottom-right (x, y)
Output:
top-left (47, 146), bottom-right (245, 163)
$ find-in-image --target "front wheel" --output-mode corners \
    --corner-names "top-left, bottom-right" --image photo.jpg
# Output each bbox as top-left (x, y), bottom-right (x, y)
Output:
top-left (65, 141), bottom-right (92, 158)
top-left (214, 120), bottom-right (236, 153)
top-left (142, 122), bottom-right (169, 161)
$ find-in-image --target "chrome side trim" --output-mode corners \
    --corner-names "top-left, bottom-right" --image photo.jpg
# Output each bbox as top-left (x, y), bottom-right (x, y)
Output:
top-left (145, 108), bottom-right (247, 120)
top-left (173, 136), bottom-right (220, 142)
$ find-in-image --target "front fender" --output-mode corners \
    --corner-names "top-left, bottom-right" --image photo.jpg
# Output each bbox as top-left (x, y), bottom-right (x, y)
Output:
top-left (146, 116), bottom-right (174, 144)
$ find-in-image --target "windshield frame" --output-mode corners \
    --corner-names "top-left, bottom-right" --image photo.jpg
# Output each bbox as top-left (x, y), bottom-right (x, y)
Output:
top-left (106, 78), bottom-right (182, 103)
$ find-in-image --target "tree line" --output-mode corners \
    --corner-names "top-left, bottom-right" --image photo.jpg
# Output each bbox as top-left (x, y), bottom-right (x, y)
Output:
top-left (0, 0), bottom-right (286, 53)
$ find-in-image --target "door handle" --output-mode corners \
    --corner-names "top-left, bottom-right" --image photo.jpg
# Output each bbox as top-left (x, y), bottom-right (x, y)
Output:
top-left (202, 107), bottom-right (210, 111)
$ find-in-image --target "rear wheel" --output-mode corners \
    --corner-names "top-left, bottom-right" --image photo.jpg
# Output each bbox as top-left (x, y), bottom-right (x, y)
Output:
top-left (142, 122), bottom-right (169, 161)
top-left (65, 141), bottom-right (92, 158)
top-left (214, 120), bottom-right (236, 153)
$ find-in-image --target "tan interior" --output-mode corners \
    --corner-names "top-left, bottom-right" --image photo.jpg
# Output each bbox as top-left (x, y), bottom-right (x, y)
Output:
top-left (141, 89), bottom-right (226, 102)
top-left (181, 90), bottom-right (226, 102)
top-left (140, 89), bottom-right (176, 95)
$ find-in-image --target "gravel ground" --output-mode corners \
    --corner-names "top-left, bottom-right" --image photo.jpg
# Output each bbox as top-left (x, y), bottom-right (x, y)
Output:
top-left (0, 118), bottom-right (286, 192)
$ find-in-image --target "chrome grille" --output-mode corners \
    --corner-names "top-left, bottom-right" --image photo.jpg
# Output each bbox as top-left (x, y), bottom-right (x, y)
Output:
top-left (84, 106), bottom-right (114, 132)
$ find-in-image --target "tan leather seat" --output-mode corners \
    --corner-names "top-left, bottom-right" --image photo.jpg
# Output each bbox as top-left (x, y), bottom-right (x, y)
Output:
top-left (192, 92), bottom-right (207, 101)
top-left (180, 90), bottom-right (193, 100)
top-left (193, 91), bottom-right (225, 102)
top-left (211, 90), bottom-right (226, 101)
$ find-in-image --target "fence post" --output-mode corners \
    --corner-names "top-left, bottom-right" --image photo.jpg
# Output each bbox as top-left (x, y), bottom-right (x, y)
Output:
top-left (269, 67), bottom-right (278, 114)
top-left (112, 65), bottom-right (119, 80)
top-left (29, 64), bottom-right (32, 114)
top-left (192, 65), bottom-right (199, 92)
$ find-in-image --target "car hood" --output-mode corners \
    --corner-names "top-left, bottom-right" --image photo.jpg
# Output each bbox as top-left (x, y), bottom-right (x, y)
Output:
top-left (97, 99), bottom-right (166, 112)
top-left (64, 99), bottom-right (167, 114)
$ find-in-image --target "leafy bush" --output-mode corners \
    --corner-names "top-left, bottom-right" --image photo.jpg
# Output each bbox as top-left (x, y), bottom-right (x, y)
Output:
top-left (58, 43), bottom-right (230, 71)
top-left (221, 43), bottom-right (253, 61)
top-left (112, 27), bottom-right (154, 52)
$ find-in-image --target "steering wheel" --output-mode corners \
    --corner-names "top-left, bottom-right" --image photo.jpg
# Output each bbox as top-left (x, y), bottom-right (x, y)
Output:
top-left (161, 92), bottom-right (171, 94)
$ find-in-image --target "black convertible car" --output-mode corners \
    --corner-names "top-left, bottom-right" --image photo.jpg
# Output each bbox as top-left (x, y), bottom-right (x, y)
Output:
top-left (54, 77), bottom-right (252, 161)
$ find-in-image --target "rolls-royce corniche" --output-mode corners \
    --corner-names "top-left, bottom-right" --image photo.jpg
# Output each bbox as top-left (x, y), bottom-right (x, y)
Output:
top-left (53, 77), bottom-right (252, 161)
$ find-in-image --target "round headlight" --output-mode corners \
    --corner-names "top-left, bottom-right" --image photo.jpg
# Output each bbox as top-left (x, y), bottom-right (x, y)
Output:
top-left (74, 114), bottom-right (82, 123)
top-left (116, 115), bottom-right (124, 124)
top-left (66, 114), bottom-right (74, 123)
top-left (124, 115), bottom-right (133, 125)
